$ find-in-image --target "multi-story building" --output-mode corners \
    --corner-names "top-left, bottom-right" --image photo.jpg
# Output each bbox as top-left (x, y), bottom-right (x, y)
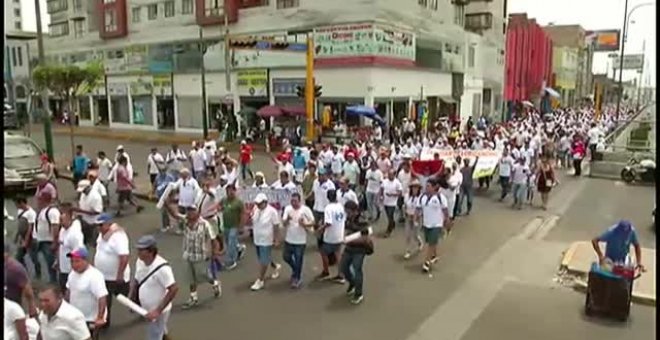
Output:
top-left (543, 24), bottom-right (594, 106)
top-left (39, 0), bottom-right (506, 132)
top-left (504, 13), bottom-right (553, 107)
top-left (463, 0), bottom-right (507, 119)
top-left (551, 46), bottom-right (579, 105)
top-left (4, 0), bottom-right (23, 33)
top-left (5, 32), bottom-right (37, 119)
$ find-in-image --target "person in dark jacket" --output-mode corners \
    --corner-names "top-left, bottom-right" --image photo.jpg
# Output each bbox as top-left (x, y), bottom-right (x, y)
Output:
top-left (339, 200), bottom-right (373, 305)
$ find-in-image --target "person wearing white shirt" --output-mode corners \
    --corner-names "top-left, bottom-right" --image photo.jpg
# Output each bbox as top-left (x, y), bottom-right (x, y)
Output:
top-left (249, 194), bottom-right (281, 291)
top-left (364, 163), bottom-right (384, 221)
top-left (320, 148), bottom-right (334, 169)
top-left (224, 160), bottom-right (241, 188)
top-left (96, 151), bottom-right (113, 201)
top-left (330, 148), bottom-right (344, 176)
top-left (417, 179), bottom-right (450, 273)
top-left (170, 169), bottom-right (201, 234)
top-left (497, 149), bottom-right (515, 201)
top-left (275, 158), bottom-right (296, 181)
top-left (270, 171), bottom-right (299, 196)
top-left (341, 153), bottom-right (360, 188)
top-left (447, 163), bottom-right (463, 219)
top-left (380, 170), bottom-right (403, 237)
top-left (510, 158), bottom-right (530, 209)
top-left (338, 178), bottom-right (359, 206)
top-left (403, 180), bottom-right (424, 259)
top-left (56, 204), bottom-right (85, 292)
top-left (587, 123), bottom-right (603, 160)
top-left (165, 145), bottom-right (187, 172)
top-left (147, 148), bottom-right (165, 195)
top-left (33, 193), bottom-right (60, 283)
top-left (188, 144), bottom-right (208, 182)
top-left (396, 161), bottom-right (413, 222)
top-left (13, 197), bottom-right (36, 268)
top-left (111, 146), bottom-right (134, 181)
top-left (282, 193), bottom-right (315, 288)
top-left (65, 246), bottom-right (109, 335)
top-left (88, 174), bottom-right (107, 208)
top-left (92, 214), bottom-right (130, 328)
top-left (4, 296), bottom-right (32, 340)
top-left (318, 190), bottom-right (346, 282)
top-left (129, 235), bottom-right (178, 340)
top-left (75, 180), bottom-right (103, 247)
top-left (38, 286), bottom-right (91, 340)
top-left (252, 172), bottom-right (270, 189)
top-left (311, 170), bottom-right (336, 223)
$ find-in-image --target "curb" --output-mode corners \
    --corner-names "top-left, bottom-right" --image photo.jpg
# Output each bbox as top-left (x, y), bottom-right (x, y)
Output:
top-left (57, 171), bottom-right (157, 203)
top-left (560, 242), bottom-right (580, 269)
top-left (572, 278), bottom-right (656, 307)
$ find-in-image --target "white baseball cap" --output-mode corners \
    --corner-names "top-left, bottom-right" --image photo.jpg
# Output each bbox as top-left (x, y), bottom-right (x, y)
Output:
top-left (76, 179), bottom-right (92, 192)
top-left (254, 193), bottom-right (268, 204)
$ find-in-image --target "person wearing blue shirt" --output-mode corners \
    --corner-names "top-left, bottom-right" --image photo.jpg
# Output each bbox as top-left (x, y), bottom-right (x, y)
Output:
top-left (292, 148), bottom-right (307, 184)
top-left (71, 145), bottom-right (90, 186)
top-left (155, 167), bottom-right (177, 232)
top-left (592, 220), bottom-right (645, 272)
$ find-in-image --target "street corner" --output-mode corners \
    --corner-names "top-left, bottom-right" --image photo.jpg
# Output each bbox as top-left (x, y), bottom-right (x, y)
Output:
top-left (558, 241), bottom-right (656, 307)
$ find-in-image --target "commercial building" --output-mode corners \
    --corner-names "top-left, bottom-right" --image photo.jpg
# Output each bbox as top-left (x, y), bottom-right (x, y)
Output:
top-left (39, 0), bottom-right (506, 132)
top-left (504, 13), bottom-right (553, 106)
top-left (543, 24), bottom-right (595, 106)
top-left (4, 0), bottom-right (23, 33)
top-left (4, 32), bottom-right (35, 118)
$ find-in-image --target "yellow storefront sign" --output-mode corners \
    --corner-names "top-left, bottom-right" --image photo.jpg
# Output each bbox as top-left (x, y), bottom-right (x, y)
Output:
top-left (237, 69), bottom-right (268, 97)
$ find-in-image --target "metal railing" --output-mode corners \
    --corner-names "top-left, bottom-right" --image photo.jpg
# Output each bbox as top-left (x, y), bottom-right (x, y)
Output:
top-left (603, 102), bottom-right (654, 150)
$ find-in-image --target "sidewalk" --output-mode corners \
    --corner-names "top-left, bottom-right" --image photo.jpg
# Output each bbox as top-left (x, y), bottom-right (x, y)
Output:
top-left (560, 241), bottom-right (656, 306)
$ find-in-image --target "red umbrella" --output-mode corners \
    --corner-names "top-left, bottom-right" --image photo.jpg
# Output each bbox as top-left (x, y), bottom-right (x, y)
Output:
top-left (281, 106), bottom-right (306, 116)
top-left (257, 105), bottom-right (284, 117)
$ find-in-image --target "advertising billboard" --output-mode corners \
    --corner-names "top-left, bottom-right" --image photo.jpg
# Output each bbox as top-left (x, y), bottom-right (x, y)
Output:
top-left (585, 30), bottom-right (621, 52)
top-left (612, 54), bottom-right (644, 70)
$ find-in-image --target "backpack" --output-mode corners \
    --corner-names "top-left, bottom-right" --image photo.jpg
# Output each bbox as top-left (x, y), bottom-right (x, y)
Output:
top-left (14, 210), bottom-right (29, 244)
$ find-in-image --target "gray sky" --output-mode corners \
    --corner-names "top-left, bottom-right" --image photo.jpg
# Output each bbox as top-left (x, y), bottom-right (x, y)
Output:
top-left (21, 0), bottom-right (656, 87)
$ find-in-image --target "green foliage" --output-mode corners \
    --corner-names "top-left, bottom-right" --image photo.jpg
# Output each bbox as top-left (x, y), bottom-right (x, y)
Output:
top-left (32, 62), bottom-right (103, 99)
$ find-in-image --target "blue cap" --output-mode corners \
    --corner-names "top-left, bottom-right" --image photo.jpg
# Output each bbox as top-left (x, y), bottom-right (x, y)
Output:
top-left (136, 235), bottom-right (158, 249)
top-left (94, 213), bottom-right (113, 224)
top-left (66, 246), bottom-right (89, 259)
top-left (318, 167), bottom-right (327, 175)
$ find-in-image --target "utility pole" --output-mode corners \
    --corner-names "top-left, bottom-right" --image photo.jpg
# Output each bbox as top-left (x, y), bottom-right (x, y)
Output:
top-left (615, 0), bottom-right (629, 121)
top-left (34, 0), bottom-right (53, 159)
top-left (636, 39), bottom-right (645, 109)
top-left (223, 12), bottom-right (231, 92)
top-left (305, 35), bottom-right (315, 142)
top-left (199, 27), bottom-right (209, 139)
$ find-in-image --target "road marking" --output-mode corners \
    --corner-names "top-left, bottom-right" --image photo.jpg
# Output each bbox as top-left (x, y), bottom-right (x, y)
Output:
top-left (515, 217), bottom-right (545, 240)
top-left (532, 215), bottom-right (560, 241)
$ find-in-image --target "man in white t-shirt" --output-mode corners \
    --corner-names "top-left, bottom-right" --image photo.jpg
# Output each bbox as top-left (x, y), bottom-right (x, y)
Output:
top-left (33, 192), bottom-right (60, 283)
top-left (587, 123), bottom-right (603, 161)
top-left (318, 190), bottom-right (346, 283)
top-left (57, 203), bottom-right (85, 292)
top-left (65, 246), bottom-right (109, 336)
top-left (147, 148), bottom-right (165, 197)
top-left (417, 180), bottom-right (450, 273)
top-left (13, 197), bottom-right (36, 267)
top-left (510, 157), bottom-right (530, 210)
top-left (341, 153), bottom-right (360, 189)
top-left (338, 178), bottom-right (359, 206)
top-left (249, 194), bottom-right (281, 291)
top-left (4, 296), bottom-right (35, 340)
top-left (380, 170), bottom-right (403, 237)
top-left (282, 193), bottom-right (315, 288)
top-left (364, 162), bottom-right (383, 221)
top-left (497, 149), bottom-right (515, 201)
top-left (38, 285), bottom-right (91, 340)
top-left (93, 213), bottom-right (130, 328)
top-left (189, 142), bottom-right (208, 182)
top-left (130, 235), bottom-right (178, 340)
top-left (75, 180), bottom-right (103, 247)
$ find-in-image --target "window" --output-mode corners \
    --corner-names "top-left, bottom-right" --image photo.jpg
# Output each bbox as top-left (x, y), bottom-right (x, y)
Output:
top-left (73, 0), bottom-right (82, 9)
top-left (164, 1), bottom-right (175, 17)
top-left (182, 0), bottom-right (193, 14)
top-left (17, 47), bottom-right (23, 66)
top-left (11, 48), bottom-right (17, 67)
top-left (453, 5), bottom-right (465, 27)
top-left (49, 22), bottom-right (70, 36)
top-left (14, 22), bottom-right (21, 30)
top-left (47, 0), bottom-right (68, 13)
top-left (205, 0), bottom-right (222, 16)
top-left (14, 9), bottom-right (20, 16)
top-left (132, 7), bottom-right (141, 23)
top-left (148, 4), bottom-right (158, 20)
top-left (418, 0), bottom-right (437, 10)
top-left (105, 9), bottom-right (117, 32)
top-left (73, 20), bottom-right (84, 37)
top-left (468, 46), bottom-right (475, 68)
top-left (276, 0), bottom-right (299, 9)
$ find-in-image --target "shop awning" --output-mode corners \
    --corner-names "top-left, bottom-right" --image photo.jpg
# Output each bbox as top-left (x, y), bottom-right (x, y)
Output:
top-left (439, 96), bottom-right (456, 104)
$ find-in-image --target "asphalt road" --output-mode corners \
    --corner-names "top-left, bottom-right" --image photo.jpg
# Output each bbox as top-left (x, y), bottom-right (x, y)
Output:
top-left (5, 133), bottom-right (655, 340)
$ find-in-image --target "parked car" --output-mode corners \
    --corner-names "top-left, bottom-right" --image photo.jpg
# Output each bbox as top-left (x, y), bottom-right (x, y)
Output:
top-left (4, 102), bottom-right (19, 129)
top-left (4, 132), bottom-right (45, 192)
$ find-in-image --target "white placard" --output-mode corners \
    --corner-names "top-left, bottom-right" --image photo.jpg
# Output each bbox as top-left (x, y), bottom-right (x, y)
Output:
top-left (344, 227), bottom-right (373, 243)
top-left (117, 294), bottom-right (148, 317)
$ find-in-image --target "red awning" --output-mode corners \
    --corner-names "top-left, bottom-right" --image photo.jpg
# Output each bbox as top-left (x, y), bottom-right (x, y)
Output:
top-left (281, 106), bottom-right (306, 116)
top-left (257, 105), bottom-right (284, 118)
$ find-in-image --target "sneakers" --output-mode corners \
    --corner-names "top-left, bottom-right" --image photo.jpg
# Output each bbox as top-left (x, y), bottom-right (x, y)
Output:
top-left (182, 297), bottom-right (199, 309)
top-left (331, 275), bottom-right (346, 284)
top-left (174, 229), bottom-right (183, 235)
top-left (225, 262), bottom-right (238, 271)
top-left (212, 282), bottom-right (221, 298)
top-left (350, 295), bottom-right (364, 305)
top-left (250, 279), bottom-right (265, 291)
top-left (270, 263), bottom-right (282, 279)
top-left (430, 256), bottom-right (439, 264)
top-left (291, 279), bottom-right (303, 289)
top-left (403, 251), bottom-right (412, 260)
top-left (315, 272), bottom-right (330, 281)
top-left (237, 244), bottom-right (246, 260)
top-left (346, 286), bottom-right (355, 296)
top-left (422, 261), bottom-right (431, 273)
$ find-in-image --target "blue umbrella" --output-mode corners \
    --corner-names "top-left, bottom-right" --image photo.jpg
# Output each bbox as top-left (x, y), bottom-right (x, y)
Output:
top-left (346, 106), bottom-right (385, 126)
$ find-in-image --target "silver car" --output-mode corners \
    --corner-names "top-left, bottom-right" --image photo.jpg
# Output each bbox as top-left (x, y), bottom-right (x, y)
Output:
top-left (4, 132), bottom-right (45, 191)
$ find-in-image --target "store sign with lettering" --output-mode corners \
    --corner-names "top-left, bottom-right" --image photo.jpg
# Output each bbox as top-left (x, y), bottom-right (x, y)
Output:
top-left (272, 78), bottom-right (305, 97)
top-left (153, 75), bottom-right (172, 96)
top-left (237, 69), bottom-right (268, 97)
top-left (313, 23), bottom-right (416, 61)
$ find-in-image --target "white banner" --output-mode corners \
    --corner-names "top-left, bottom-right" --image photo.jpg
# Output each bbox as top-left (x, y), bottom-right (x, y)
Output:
top-left (420, 149), bottom-right (502, 179)
top-left (239, 187), bottom-right (301, 208)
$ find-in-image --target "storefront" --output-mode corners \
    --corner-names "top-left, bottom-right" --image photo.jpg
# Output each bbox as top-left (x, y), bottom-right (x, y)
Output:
top-left (130, 78), bottom-right (155, 127)
top-left (238, 69), bottom-right (269, 128)
top-left (108, 83), bottom-right (129, 124)
top-left (153, 74), bottom-right (174, 129)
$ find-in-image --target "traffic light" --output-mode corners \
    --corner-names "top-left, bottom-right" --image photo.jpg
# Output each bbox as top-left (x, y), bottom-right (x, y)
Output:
top-left (228, 39), bottom-right (257, 49)
top-left (296, 85), bottom-right (305, 98)
top-left (314, 85), bottom-right (322, 98)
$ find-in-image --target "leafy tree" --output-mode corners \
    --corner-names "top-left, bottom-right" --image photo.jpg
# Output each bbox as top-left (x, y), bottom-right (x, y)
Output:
top-left (32, 62), bottom-right (103, 157)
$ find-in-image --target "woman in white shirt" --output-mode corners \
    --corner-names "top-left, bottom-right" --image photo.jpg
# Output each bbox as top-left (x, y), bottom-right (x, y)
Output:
top-left (403, 180), bottom-right (424, 259)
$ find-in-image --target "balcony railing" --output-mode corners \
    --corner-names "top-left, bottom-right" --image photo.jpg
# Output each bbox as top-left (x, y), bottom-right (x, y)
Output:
top-left (465, 12), bottom-right (493, 32)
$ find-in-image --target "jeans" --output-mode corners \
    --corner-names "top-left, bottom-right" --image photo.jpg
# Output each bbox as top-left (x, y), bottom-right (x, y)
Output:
top-left (404, 216), bottom-right (422, 252)
top-left (29, 241), bottom-right (57, 282)
top-left (224, 228), bottom-right (239, 266)
top-left (15, 246), bottom-right (28, 268)
top-left (340, 251), bottom-right (366, 297)
top-left (512, 183), bottom-right (527, 207)
top-left (240, 163), bottom-right (253, 181)
top-left (146, 310), bottom-right (170, 340)
top-left (365, 192), bottom-right (379, 220)
top-left (457, 185), bottom-right (474, 215)
top-left (384, 206), bottom-right (396, 233)
top-left (499, 176), bottom-right (511, 200)
top-left (282, 243), bottom-right (306, 281)
top-left (160, 208), bottom-right (170, 230)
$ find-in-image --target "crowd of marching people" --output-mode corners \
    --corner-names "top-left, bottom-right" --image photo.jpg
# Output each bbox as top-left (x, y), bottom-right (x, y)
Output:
top-left (4, 103), bottom-right (632, 340)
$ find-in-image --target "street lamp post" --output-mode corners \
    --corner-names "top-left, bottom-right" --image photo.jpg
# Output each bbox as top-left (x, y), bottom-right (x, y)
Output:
top-left (615, 1), bottom-right (654, 120)
top-left (34, 0), bottom-right (53, 159)
top-left (199, 27), bottom-right (209, 140)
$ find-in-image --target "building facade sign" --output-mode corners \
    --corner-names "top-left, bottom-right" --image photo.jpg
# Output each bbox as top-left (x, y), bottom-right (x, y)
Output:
top-left (148, 44), bottom-right (174, 74)
top-left (107, 83), bottom-right (128, 96)
top-left (613, 54), bottom-right (644, 70)
top-left (125, 45), bottom-right (149, 74)
top-left (272, 78), bottom-right (305, 97)
top-left (130, 78), bottom-right (153, 96)
top-left (586, 30), bottom-right (620, 52)
top-left (153, 75), bottom-right (172, 96)
top-left (237, 69), bottom-right (268, 97)
top-left (313, 23), bottom-right (416, 62)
